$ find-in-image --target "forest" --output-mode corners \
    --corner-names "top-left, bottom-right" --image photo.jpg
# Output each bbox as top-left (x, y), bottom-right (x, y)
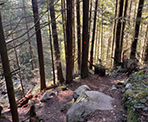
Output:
top-left (0, 0), bottom-right (148, 122)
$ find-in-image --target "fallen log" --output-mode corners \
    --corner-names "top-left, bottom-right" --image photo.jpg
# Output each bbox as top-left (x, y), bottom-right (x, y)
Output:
top-left (17, 84), bottom-right (58, 107)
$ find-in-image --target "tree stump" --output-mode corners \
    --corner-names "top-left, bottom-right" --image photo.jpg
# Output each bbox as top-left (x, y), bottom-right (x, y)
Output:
top-left (95, 66), bottom-right (105, 76)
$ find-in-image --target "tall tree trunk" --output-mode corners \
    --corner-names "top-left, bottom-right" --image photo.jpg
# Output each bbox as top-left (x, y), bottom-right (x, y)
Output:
top-left (72, 0), bottom-right (75, 72)
top-left (111, 0), bottom-right (118, 66)
top-left (130, 0), bottom-right (144, 59)
top-left (22, 0), bottom-right (34, 70)
top-left (61, 0), bottom-right (67, 59)
top-left (133, 1), bottom-right (138, 27)
top-left (76, 0), bottom-right (81, 71)
top-left (127, 0), bottom-right (133, 26)
top-left (106, 36), bottom-right (112, 66)
top-left (66, 0), bottom-right (73, 83)
top-left (88, 0), bottom-right (92, 41)
top-left (32, 0), bottom-right (46, 90)
top-left (97, 23), bottom-right (101, 60)
top-left (0, 12), bottom-right (19, 122)
top-left (89, 0), bottom-right (98, 69)
top-left (114, 0), bottom-right (124, 66)
top-left (119, 0), bottom-right (128, 57)
top-left (94, 23), bottom-right (99, 64)
top-left (49, 0), bottom-right (65, 84)
top-left (142, 24), bottom-right (148, 62)
top-left (101, 4), bottom-right (104, 63)
top-left (48, 11), bottom-right (56, 85)
top-left (142, 24), bottom-right (148, 61)
top-left (81, 0), bottom-right (89, 78)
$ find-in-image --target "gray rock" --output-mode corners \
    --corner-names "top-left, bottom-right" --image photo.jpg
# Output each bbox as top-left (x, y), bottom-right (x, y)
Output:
top-left (73, 85), bottom-right (90, 101)
top-left (38, 103), bottom-right (44, 109)
top-left (125, 83), bottom-right (132, 89)
top-left (111, 85), bottom-right (117, 90)
top-left (66, 91), bottom-right (114, 122)
top-left (40, 92), bottom-right (53, 102)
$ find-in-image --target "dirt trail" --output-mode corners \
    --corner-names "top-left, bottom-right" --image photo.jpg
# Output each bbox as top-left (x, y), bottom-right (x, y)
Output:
top-left (0, 75), bottom-right (127, 122)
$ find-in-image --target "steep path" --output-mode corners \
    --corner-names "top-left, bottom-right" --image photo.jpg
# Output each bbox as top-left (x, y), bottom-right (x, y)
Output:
top-left (0, 75), bottom-right (127, 122)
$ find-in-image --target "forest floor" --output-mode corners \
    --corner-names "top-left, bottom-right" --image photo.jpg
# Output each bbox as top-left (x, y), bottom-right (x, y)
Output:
top-left (0, 74), bottom-right (127, 122)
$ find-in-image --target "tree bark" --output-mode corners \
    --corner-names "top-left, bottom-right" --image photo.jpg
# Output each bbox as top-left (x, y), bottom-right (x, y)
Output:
top-left (130, 0), bottom-right (144, 59)
top-left (106, 36), bottom-right (112, 66)
top-left (76, 0), bottom-right (81, 71)
top-left (32, 0), bottom-right (46, 90)
top-left (119, 0), bottom-right (128, 57)
top-left (66, 0), bottom-right (73, 83)
top-left (89, 0), bottom-right (98, 69)
top-left (72, 0), bottom-right (75, 72)
top-left (114, 0), bottom-right (124, 66)
top-left (0, 12), bottom-right (19, 122)
top-left (111, 0), bottom-right (118, 66)
top-left (127, 0), bottom-right (133, 26)
top-left (48, 11), bottom-right (56, 85)
top-left (88, 0), bottom-right (92, 41)
top-left (49, 0), bottom-right (65, 84)
top-left (81, 0), bottom-right (89, 79)
top-left (101, 4), bottom-right (104, 63)
top-left (61, 0), bottom-right (67, 59)
top-left (142, 24), bottom-right (148, 62)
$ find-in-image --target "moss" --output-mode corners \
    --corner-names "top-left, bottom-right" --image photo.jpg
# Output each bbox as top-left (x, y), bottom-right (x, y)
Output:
top-left (123, 89), bottom-right (134, 101)
top-left (127, 108), bottom-right (139, 122)
top-left (134, 91), bottom-right (148, 101)
top-left (57, 85), bottom-right (68, 91)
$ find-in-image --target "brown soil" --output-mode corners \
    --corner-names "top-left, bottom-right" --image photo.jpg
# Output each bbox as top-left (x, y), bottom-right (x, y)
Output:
top-left (0, 74), bottom-right (127, 122)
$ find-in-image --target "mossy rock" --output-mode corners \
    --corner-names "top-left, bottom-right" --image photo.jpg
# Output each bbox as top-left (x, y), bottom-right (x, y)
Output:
top-left (124, 89), bottom-right (134, 99)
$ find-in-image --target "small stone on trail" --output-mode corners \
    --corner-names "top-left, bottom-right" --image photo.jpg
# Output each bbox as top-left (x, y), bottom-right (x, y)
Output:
top-left (111, 85), bottom-right (117, 90)
top-left (38, 103), bottom-right (44, 108)
top-left (40, 91), bottom-right (53, 102)
top-left (99, 88), bottom-right (103, 92)
top-left (125, 83), bottom-right (132, 89)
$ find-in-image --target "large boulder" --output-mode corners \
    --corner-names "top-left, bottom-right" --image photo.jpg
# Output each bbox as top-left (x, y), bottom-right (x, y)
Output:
top-left (73, 85), bottom-right (90, 101)
top-left (66, 91), bottom-right (114, 122)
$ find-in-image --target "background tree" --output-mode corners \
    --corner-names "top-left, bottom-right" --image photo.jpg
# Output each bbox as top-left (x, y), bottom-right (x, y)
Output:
top-left (61, 0), bottom-right (67, 59)
top-left (76, 0), bottom-right (81, 71)
top-left (0, 11), bottom-right (19, 122)
top-left (32, 0), bottom-right (46, 90)
top-left (130, 0), bottom-right (145, 59)
top-left (81, 0), bottom-right (89, 79)
top-left (89, 0), bottom-right (98, 69)
top-left (111, 0), bottom-right (118, 66)
top-left (114, 0), bottom-right (124, 66)
top-left (66, 0), bottom-right (73, 83)
top-left (119, 0), bottom-right (128, 58)
top-left (142, 24), bottom-right (148, 62)
top-left (48, 10), bottom-right (56, 84)
top-left (49, 0), bottom-right (65, 84)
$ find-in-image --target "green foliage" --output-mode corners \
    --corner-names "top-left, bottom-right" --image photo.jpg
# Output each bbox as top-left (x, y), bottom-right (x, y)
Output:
top-left (123, 69), bottom-right (148, 121)
top-left (127, 108), bottom-right (139, 122)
